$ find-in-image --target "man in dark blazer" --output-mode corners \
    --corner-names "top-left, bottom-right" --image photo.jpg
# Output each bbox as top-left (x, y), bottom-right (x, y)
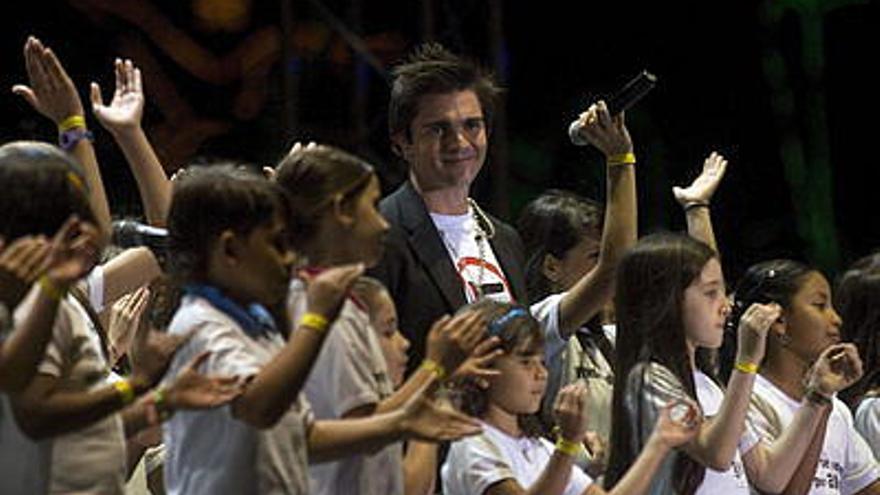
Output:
top-left (369, 43), bottom-right (528, 368)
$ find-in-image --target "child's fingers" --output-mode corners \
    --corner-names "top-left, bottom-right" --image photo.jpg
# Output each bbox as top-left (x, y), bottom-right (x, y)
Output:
top-left (23, 38), bottom-right (42, 88)
top-left (184, 351), bottom-right (212, 372)
top-left (4, 237), bottom-right (42, 267)
top-left (595, 100), bottom-right (613, 128)
top-left (212, 375), bottom-right (240, 388)
top-left (468, 367), bottom-right (501, 379)
top-left (43, 47), bottom-right (71, 88)
top-left (52, 215), bottom-right (81, 246)
top-left (456, 312), bottom-right (486, 348)
top-left (115, 58), bottom-right (125, 91)
top-left (19, 240), bottom-right (51, 278)
top-left (133, 67), bottom-right (142, 95)
top-left (11, 85), bottom-right (38, 109)
top-left (128, 287), bottom-right (151, 316)
top-left (125, 60), bottom-right (135, 91)
top-left (90, 82), bottom-right (104, 110)
top-left (426, 314), bottom-right (452, 338)
top-left (470, 336), bottom-right (501, 358)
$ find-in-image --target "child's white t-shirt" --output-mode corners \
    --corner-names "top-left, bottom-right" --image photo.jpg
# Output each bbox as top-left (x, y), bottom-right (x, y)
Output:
top-left (162, 295), bottom-right (313, 495)
top-left (531, 293), bottom-right (615, 447)
top-left (442, 421), bottom-right (593, 495)
top-left (288, 279), bottom-right (404, 495)
top-left (854, 397), bottom-right (880, 461)
top-left (693, 370), bottom-right (758, 494)
top-left (0, 279), bottom-right (126, 495)
top-left (750, 373), bottom-right (880, 494)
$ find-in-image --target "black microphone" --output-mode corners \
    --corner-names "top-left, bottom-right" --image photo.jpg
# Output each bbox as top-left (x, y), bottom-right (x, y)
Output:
top-left (568, 70), bottom-right (658, 146)
top-left (112, 220), bottom-right (168, 252)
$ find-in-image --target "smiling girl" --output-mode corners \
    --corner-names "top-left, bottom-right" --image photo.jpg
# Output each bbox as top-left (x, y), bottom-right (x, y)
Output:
top-left (729, 260), bottom-right (880, 494)
top-left (443, 299), bottom-right (700, 495)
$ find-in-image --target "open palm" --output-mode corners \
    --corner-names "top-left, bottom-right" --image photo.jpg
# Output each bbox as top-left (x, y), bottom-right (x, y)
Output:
top-left (91, 59), bottom-right (144, 133)
top-left (44, 216), bottom-right (102, 285)
top-left (673, 151), bottom-right (728, 206)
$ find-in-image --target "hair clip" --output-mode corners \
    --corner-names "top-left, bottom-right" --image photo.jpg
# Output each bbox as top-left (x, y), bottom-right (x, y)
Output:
top-left (487, 307), bottom-right (527, 337)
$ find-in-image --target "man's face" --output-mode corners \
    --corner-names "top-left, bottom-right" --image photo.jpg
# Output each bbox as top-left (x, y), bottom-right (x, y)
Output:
top-left (394, 90), bottom-right (488, 193)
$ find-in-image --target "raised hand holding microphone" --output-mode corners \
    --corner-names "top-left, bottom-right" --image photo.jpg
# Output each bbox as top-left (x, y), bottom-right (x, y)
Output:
top-left (569, 70), bottom-right (656, 147)
top-left (569, 101), bottom-right (634, 161)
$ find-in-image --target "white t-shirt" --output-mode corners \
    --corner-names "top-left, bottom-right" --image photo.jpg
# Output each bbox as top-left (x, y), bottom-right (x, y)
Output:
top-left (693, 370), bottom-right (758, 494)
top-left (288, 279), bottom-right (404, 495)
top-left (162, 295), bottom-right (313, 495)
top-left (855, 397), bottom-right (880, 461)
top-left (531, 294), bottom-right (615, 445)
top-left (442, 421), bottom-right (594, 495)
top-left (0, 282), bottom-right (126, 495)
top-left (750, 374), bottom-right (880, 494)
top-left (430, 209), bottom-right (513, 303)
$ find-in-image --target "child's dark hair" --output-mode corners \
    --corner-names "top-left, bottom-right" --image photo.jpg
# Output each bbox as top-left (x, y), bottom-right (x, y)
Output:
top-left (718, 259), bottom-right (813, 381)
top-left (454, 299), bottom-right (545, 437)
top-left (273, 145), bottom-right (373, 251)
top-left (607, 233), bottom-right (716, 495)
top-left (835, 253), bottom-right (880, 407)
top-left (388, 42), bottom-right (502, 141)
top-left (517, 189), bottom-right (603, 302)
top-left (166, 164), bottom-right (288, 284)
top-left (0, 141), bottom-right (95, 240)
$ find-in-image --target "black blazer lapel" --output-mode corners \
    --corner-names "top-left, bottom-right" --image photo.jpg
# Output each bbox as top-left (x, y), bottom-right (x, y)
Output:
top-left (394, 182), bottom-right (467, 310)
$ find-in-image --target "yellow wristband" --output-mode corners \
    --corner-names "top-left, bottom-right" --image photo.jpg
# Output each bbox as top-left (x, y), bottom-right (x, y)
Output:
top-left (38, 276), bottom-right (67, 302)
top-left (154, 388), bottom-right (173, 421)
top-left (420, 359), bottom-right (447, 380)
top-left (606, 152), bottom-right (636, 166)
top-left (555, 437), bottom-right (583, 457)
top-left (300, 312), bottom-right (329, 333)
top-left (735, 361), bottom-right (759, 374)
top-left (114, 379), bottom-right (136, 405)
top-left (58, 115), bottom-right (86, 132)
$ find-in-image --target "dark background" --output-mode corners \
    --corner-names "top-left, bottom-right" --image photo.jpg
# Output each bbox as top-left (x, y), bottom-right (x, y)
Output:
top-left (1, 0), bottom-right (877, 284)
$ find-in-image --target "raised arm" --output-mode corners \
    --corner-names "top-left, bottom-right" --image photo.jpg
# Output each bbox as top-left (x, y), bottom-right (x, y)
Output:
top-left (355, 311), bottom-right (486, 417)
top-left (744, 344), bottom-right (863, 493)
top-left (597, 400), bottom-right (701, 495)
top-left (99, 247), bottom-right (162, 308)
top-left (673, 152), bottom-right (728, 253)
top-left (91, 59), bottom-right (172, 226)
top-left (484, 383), bottom-right (592, 495)
top-left (120, 351), bottom-right (240, 438)
top-left (13, 37), bottom-right (111, 240)
top-left (231, 264), bottom-right (364, 428)
top-left (0, 217), bottom-right (100, 392)
top-left (9, 293), bottom-right (187, 440)
top-left (558, 101), bottom-right (637, 335)
top-left (680, 302), bottom-right (780, 470)
top-left (307, 378), bottom-right (481, 463)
